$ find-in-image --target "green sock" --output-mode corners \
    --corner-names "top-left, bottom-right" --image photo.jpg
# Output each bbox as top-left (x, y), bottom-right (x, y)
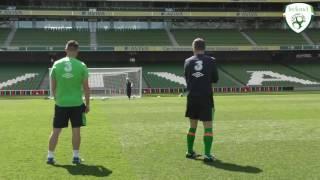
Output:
top-left (203, 128), bottom-right (213, 156)
top-left (187, 128), bottom-right (197, 154)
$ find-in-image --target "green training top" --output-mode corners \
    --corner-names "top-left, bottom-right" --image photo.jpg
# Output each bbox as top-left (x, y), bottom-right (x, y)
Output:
top-left (50, 57), bottom-right (89, 107)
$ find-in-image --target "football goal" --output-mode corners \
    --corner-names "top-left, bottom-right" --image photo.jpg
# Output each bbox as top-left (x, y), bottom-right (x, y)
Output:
top-left (49, 67), bottom-right (142, 98)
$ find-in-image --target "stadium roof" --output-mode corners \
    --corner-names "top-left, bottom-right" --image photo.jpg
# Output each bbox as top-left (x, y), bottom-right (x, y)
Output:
top-left (82, 0), bottom-right (320, 3)
top-left (1, 9), bottom-right (319, 18)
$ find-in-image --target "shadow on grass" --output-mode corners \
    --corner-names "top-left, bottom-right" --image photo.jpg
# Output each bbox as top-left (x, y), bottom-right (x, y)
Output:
top-left (202, 159), bottom-right (262, 174)
top-left (52, 164), bottom-right (112, 177)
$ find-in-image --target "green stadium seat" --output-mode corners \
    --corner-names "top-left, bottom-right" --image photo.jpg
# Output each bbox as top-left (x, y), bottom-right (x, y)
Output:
top-left (245, 29), bottom-right (308, 45)
top-left (0, 64), bottom-right (47, 90)
top-left (287, 62), bottom-right (320, 81)
top-left (306, 29), bottom-right (320, 45)
top-left (220, 62), bottom-right (320, 87)
top-left (11, 29), bottom-right (90, 46)
top-left (0, 29), bottom-right (10, 46)
top-left (97, 29), bottom-right (171, 46)
top-left (172, 29), bottom-right (250, 46)
top-left (143, 63), bottom-right (240, 88)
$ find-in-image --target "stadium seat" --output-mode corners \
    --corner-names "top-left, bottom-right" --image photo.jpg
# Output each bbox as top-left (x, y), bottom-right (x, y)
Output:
top-left (0, 64), bottom-right (47, 90)
top-left (96, 29), bottom-right (171, 46)
top-left (0, 29), bottom-right (10, 46)
top-left (245, 29), bottom-right (308, 45)
top-left (172, 29), bottom-right (251, 46)
top-left (220, 62), bottom-right (320, 87)
top-left (11, 29), bottom-right (90, 46)
top-left (287, 62), bottom-right (320, 81)
top-left (143, 64), bottom-right (241, 88)
top-left (306, 29), bottom-right (320, 45)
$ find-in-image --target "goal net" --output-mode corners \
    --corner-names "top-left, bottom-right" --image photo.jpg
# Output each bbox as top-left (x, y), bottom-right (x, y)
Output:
top-left (49, 67), bottom-right (142, 98)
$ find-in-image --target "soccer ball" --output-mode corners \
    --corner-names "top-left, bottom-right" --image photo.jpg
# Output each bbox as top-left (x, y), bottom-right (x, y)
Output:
top-left (102, 97), bottom-right (109, 101)
top-left (293, 23), bottom-right (300, 29)
top-left (296, 16), bottom-right (303, 23)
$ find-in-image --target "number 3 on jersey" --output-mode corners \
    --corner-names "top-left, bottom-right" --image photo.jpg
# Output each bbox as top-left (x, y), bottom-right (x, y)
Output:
top-left (64, 62), bottom-right (72, 72)
top-left (194, 60), bottom-right (203, 71)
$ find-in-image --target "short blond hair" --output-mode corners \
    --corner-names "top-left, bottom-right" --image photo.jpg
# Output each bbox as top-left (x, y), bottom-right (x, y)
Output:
top-left (65, 40), bottom-right (79, 50)
top-left (192, 38), bottom-right (205, 51)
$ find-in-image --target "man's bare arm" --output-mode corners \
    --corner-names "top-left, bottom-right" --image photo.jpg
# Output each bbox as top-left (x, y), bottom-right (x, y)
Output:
top-left (51, 79), bottom-right (56, 99)
top-left (83, 78), bottom-right (90, 113)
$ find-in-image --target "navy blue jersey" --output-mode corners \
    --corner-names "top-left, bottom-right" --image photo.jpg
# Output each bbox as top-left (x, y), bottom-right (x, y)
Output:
top-left (126, 81), bottom-right (132, 91)
top-left (184, 54), bottom-right (219, 96)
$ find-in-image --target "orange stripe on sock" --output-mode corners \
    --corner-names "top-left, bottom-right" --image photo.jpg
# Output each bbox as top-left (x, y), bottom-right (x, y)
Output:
top-left (204, 133), bottom-right (213, 136)
top-left (188, 132), bottom-right (196, 136)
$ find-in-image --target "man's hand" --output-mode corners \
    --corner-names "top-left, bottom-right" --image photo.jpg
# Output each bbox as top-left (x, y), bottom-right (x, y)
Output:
top-left (85, 105), bottom-right (90, 114)
top-left (83, 78), bottom-right (90, 114)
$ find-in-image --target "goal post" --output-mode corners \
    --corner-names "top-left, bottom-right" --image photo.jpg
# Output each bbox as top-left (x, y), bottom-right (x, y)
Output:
top-left (49, 67), bottom-right (143, 98)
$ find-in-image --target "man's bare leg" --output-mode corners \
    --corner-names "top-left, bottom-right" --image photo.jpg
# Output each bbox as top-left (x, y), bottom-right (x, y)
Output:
top-left (190, 119), bottom-right (198, 129)
top-left (72, 128), bottom-right (81, 156)
top-left (71, 127), bottom-right (82, 164)
top-left (48, 128), bottom-right (62, 163)
top-left (203, 121), bottom-right (212, 129)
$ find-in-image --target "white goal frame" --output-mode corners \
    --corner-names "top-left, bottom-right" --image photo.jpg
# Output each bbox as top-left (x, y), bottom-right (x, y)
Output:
top-left (49, 67), bottom-right (143, 99)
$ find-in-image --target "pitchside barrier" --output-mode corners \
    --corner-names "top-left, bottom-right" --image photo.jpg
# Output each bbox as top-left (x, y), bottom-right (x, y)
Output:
top-left (138, 86), bottom-right (293, 94)
top-left (0, 87), bottom-right (295, 96)
top-left (0, 90), bottom-right (49, 96)
top-left (3, 45), bottom-right (320, 52)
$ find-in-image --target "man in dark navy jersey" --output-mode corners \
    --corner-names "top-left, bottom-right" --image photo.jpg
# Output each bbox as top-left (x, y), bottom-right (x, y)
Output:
top-left (126, 78), bottom-right (133, 100)
top-left (184, 38), bottom-right (219, 162)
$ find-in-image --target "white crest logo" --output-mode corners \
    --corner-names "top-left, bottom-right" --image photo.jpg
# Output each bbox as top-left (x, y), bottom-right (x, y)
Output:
top-left (283, 3), bottom-right (314, 33)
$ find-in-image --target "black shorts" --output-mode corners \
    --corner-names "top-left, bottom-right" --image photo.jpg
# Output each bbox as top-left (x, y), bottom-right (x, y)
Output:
top-left (53, 104), bottom-right (86, 128)
top-left (127, 89), bottom-right (132, 96)
top-left (185, 95), bottom-right (215, 121)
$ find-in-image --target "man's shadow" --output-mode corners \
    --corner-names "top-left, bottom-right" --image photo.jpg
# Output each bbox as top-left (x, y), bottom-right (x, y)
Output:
top-left (200, 159), bottom-right (262, 174)
top-left (53, 164), bottom-right (112, 177)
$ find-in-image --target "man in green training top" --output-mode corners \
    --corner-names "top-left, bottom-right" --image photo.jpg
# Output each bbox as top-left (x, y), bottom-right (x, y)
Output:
top-left (47, 40), bottom-right (90, 165)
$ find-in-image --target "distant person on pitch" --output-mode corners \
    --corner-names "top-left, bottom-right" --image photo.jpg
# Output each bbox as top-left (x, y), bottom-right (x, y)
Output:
top-left (184, 38), bottom-right (219, 162)
top-left (47, 40), bottom-right (90, 165)
top-left (126, 78), bottom-right (133, 100)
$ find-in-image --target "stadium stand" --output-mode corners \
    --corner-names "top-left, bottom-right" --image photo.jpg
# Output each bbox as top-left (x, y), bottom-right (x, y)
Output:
top-left (286, 62), bottom-right (320, 81)
top-left (0, 28), bottom-right (10, 45)
top-left (1, 62), bottom-right (320, 90)
top-left (4, 28), bottom-right (318, 47)
top-left (0, 1), bottom-right (319, 94)
top-left (0, 64), bottom-right (47, 90)
top-left (143, 64), bottom-right (186, 88)
top-left (143, 64), bottom-right (240, 88)
top-left (41, 63), bottom-right (242, 89)
top-left (220, 62), bottom-right (320, 87)
top-left (96, 30), bottom-right (171, 46)
top-left (245, 29), bottom-right (308, 45)
top-left (306, 29), bottom-right (320, 45)
top-left (217, 69), bottom-right (243, 87)
top-left (11, 29), bottom-right (90, 46)
top-left (172, 29), bottom-right (251, 46)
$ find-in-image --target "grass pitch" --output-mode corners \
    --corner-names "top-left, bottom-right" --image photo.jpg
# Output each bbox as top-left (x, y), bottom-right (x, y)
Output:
top-left (0, 93), bottom-right (320, 179)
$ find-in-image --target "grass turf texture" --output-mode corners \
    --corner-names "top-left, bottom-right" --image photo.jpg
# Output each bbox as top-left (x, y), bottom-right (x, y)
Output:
top-left (0, 93), bottom-right (319, 179)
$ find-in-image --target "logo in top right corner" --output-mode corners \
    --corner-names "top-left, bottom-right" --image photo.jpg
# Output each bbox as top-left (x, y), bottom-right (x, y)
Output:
top-left (284, 3), bottom-right (314, 33)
